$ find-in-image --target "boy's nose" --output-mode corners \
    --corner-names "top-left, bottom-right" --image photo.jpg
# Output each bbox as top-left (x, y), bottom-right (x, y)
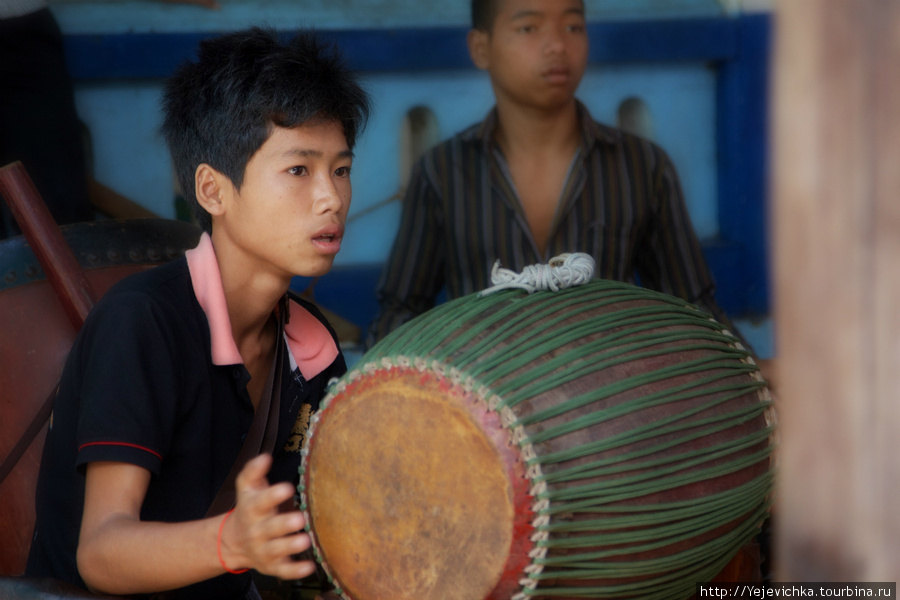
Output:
top-left (543, 33), bottom-right (566, 56)
top-left (314, 176), bottom-right (346, 214)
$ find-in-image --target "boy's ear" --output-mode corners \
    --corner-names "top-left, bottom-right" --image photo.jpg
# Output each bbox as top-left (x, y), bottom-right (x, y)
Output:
top-left (467, 29), bottom-right (490, 71)
top-left (194, 163), bottom-right (228, 217)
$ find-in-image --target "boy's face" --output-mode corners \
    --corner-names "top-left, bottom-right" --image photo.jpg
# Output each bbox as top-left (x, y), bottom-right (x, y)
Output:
top-left (470, 0), bottom-right (588, 111)
top-left (212, 120), bottom-right (353, 281)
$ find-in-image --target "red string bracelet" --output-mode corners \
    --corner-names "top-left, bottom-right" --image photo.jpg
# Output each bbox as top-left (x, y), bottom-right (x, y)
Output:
top-left (217, 508), bottom-right (249, 574)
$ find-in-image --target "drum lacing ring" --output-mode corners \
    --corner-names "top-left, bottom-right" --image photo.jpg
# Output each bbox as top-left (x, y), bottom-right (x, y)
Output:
top-left (528, 541), bottom-right (549, 559)
top-left (308, 529), bottom-right (343, 597)
top-left (315, 380), bottom-right (342, 420)
top-left (763, 397), bottom-right (780, 470)
top-left (531, 500), bottom-right (551, 525)
top-left (450, 364), bottom-right (480, 394)
top-left (763, 400), bottom-right (778, 430)
top-left (522, 446), bottom-right (548, 490)
top-left (749, 364), bottom-right (765, 381)
top-left (298, 408), bottom-right (344, 598)
top-left (362, 361), bottom-right (379, 375)
top-left (717, 318), bottom-right (757, 358)
top-left (518, 573), bottom-right (542, 592)
top-left (325, 376), bottom-right (341, 392)
top-left (501, 407), bottom-right (521, 429)
top-left (519, 440), bottom-right (537, 461)
top-left (513, 584), bottom-right (540, 600)
top-left (480, 252), bottom-right (595, 296)
top-left (445, 365), bottom-right (463, 387)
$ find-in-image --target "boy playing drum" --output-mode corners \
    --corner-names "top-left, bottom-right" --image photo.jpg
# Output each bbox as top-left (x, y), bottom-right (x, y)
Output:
top-left (25, 27), bottom-right (370, 599)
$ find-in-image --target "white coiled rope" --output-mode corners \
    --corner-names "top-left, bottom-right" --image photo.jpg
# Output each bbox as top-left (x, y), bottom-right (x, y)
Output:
top-left (479, 253), bottom-right (595, 296)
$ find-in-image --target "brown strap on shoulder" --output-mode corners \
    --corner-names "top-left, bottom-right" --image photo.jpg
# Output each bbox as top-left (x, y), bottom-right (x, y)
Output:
top-left (205, 297), bottom-right (287, 517)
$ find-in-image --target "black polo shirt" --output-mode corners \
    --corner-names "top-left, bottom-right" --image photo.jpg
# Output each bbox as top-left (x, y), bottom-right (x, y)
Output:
top-left (25, 255), bottom-right (346, 599)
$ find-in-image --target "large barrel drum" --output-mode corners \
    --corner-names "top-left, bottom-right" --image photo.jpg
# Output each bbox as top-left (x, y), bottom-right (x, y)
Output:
top-left (299, 275), bottom-right (775, 600)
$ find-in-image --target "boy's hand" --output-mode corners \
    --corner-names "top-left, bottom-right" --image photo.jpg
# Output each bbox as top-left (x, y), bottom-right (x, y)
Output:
top-left (220, 454), bottom-right (316, 580)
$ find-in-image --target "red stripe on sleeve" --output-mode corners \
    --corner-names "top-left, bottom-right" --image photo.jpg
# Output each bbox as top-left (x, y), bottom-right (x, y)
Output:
top-left (79, 441), bottom-right (162, 460)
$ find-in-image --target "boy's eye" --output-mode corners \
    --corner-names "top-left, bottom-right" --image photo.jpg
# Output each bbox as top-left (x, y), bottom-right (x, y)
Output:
top-left (334, 166), bottom-right (351, 177)
top-left (289, 166), bottom-right (308, 176)
top-left (517, 25), bottom-right (536, 33)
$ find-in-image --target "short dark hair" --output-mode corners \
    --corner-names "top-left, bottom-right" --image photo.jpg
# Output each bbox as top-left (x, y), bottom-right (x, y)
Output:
top-left (161, 28), bottom-right (371, 232)
top-left (472, 0), bottom-right (586, 33)
top-left (471, 0), bottom-right (499, 31)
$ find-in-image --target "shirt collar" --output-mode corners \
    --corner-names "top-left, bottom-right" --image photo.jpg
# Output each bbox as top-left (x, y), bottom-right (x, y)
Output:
top-left (467, 100), bottom-right (619, 152)
top-left (281, 294), bottom-right (340, 381)
top-left (184, 233), bottom-right (338, 380)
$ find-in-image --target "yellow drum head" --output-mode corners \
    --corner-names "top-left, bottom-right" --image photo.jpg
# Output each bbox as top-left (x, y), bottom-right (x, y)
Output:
top-left (304, 366), bottom-right (533, 600)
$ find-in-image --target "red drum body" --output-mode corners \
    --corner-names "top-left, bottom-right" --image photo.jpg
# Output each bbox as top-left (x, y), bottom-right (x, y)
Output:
top-left (0, 219), bottom-right (200, 575)
top-left (300, 279), bottom-right (774, 600)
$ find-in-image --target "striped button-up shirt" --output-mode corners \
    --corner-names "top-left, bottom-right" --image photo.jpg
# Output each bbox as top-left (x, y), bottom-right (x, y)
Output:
top-left (368, 102), bottom-right (735, 344)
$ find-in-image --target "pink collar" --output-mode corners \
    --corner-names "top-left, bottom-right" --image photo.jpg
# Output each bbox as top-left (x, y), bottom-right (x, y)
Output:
top-left (185, 233), bottom-right (338, 380)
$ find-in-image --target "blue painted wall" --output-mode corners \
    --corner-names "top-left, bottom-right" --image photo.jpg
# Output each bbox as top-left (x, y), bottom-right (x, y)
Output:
top-left (69, 64), bottom-right (719, 258)
top-left (51, 0), bottom-right (740, 34)
top-left (46, 0), bottom-right (774, 356)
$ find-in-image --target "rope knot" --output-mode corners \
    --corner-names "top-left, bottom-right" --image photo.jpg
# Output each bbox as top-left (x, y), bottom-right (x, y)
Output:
top-left (480, 253), bottom-right (595, 296)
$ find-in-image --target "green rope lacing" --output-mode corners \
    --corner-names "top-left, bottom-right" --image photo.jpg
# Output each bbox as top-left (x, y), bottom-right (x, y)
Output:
top-left (533, 502), bottom-right (771, 569)
top-left (367, 281), bottom-right (703, 360)
top-left (521, 364), bottom-right (760, 446)
top-left (351, 280), bottom-right (773, 599)
top-left (539, 474), bottom-right (772, 535)
top-left (534, 387), bottom-right (769, 475)
top-left (538, 429), bottom-right (773, 504)
top-left (541, 443), bottom-right (771, 514)
top-left (468, 312), bottom-right (730, 384)
top-left (523, 503), bottom-right (771, 597)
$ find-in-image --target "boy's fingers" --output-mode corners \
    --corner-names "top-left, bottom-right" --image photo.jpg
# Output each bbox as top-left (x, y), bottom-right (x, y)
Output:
top-left (251, 510), bottom-right (306, 543)
top-left (273, 510), bottom-right (306, 536)
top-left (248, 529), bottom-right (315, 580)
top-left (235, 454), bottom-right (273, 493)
top-left (257, 531), bottom-right (311, 563)
top-left (270, 557), bottom-right (317, 582)
top-left (239, 482), bottom-right (296, 519)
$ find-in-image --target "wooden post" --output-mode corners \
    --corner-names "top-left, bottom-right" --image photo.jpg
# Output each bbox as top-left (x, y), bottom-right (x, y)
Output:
top-left (772, 0), bottom-right (900, 582)
top-left (0, 161), bottom-right (96, 328)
